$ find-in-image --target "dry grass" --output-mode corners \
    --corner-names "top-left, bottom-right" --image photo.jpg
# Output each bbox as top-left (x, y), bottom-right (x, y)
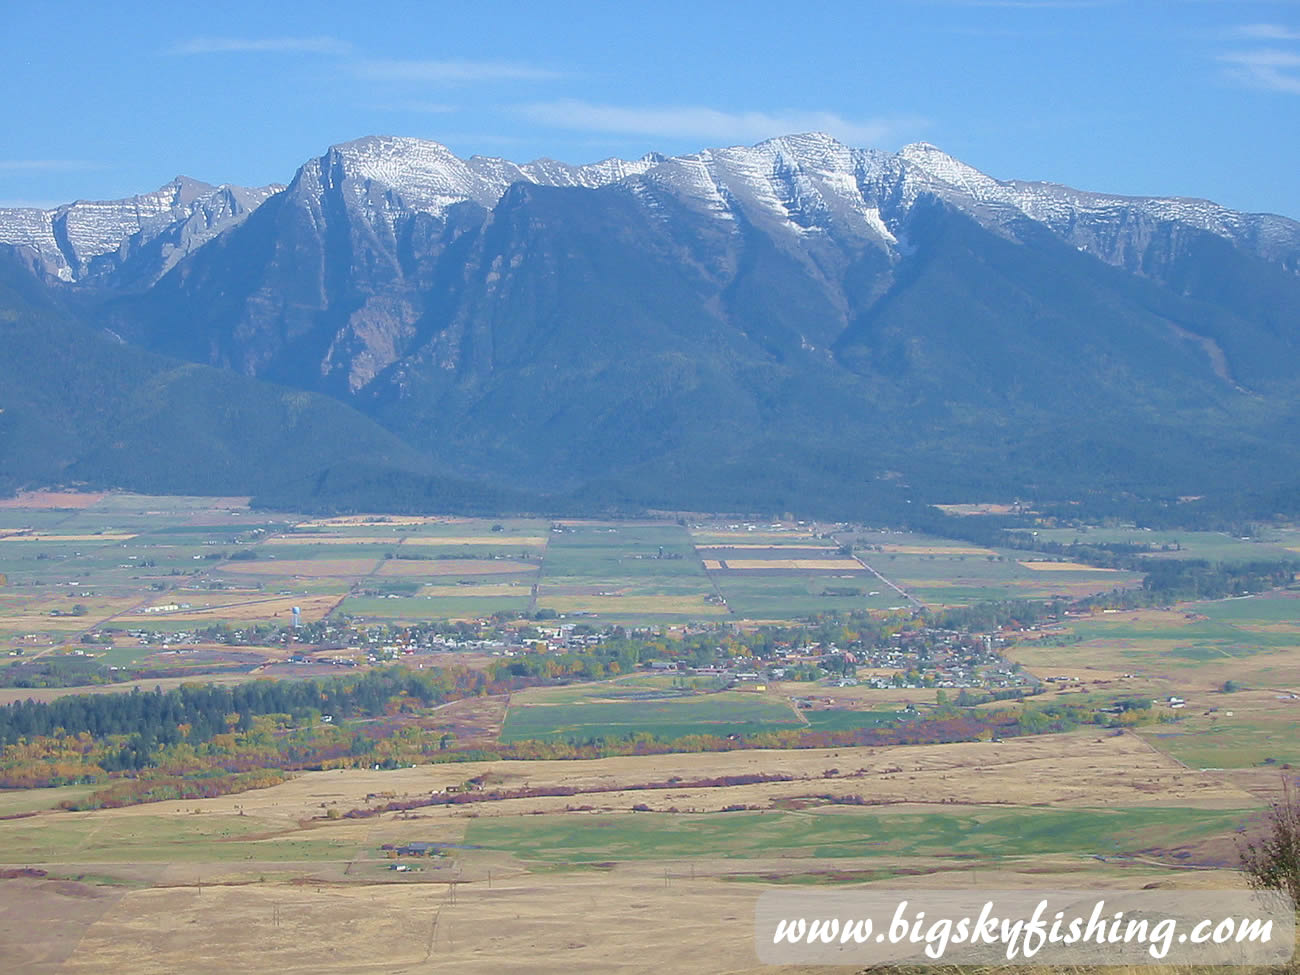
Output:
top-left (0, 491), bottom-right (108, 509)
top-left (0, 533), bottom-right (138, 542)
top-left (536, 594), bottom-right (728, 615)
top-left (0, 730), bottom-right (1268, 974)
top-left (933, 503), bottom-right (1024, 516)
top-left (377, 560), bottom-right (537, 578)
top-left (224, 559), bottom-right (380, 577)
top-left (1019, 561), bottom-right (1123, 572)
top-left (0, 672), bottom-right (264, 706)
top-left (296, 515), bottom-right (471, 528)
top-left (417, 584), bottom-right (532, 598)
top-left (877, 544), bottom-right (998, 555)
top-left (721, 559), bottom-right (863, 570)
top-left (137, 594), bottom-right (340, 623)
top-left (695, 544), bottom-right (839, 551)
top-left (262, 536), bottom-right (402, 546)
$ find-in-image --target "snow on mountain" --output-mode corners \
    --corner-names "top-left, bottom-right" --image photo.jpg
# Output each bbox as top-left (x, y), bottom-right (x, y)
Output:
top-left (6, 133), bottom-right (1298, 285)
top-left (892, 141), bottom-right (1300, 268)
top-left (0, 177), bottom-right (281, 282)
top-left (293, 132), bottom-right (1299, 272)
top-left (289, 135), bottom-right (661, 219)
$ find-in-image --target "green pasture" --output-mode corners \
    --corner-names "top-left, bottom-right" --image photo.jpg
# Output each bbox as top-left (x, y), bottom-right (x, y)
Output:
top-left (1141, 709), bottom-right (1300, 768)
top-left (800, 709), bottom-right (907, 731)
top-left (466, 805), bottom-right (1251, 863)
top-left (542, 523), bottom-right (704, 578)
top-left (1030, 527), bottom-right (1297, 562)
top-left (500, 690), bottom-right (803, 743)
top-left (339, 594), bottom-right (531, 620)
top-left (1189, 594), bottom-right (1300, 624)
top-left (0, 784), bottom-right (100, 817)
top-left (711, 575), bottom-right (901, 618)
top-left (0, 813), bottom-right (353, 863)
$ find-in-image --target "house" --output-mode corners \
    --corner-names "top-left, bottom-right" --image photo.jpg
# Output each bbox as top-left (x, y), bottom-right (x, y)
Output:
top-left (395, 842), bottom-right (442, 857)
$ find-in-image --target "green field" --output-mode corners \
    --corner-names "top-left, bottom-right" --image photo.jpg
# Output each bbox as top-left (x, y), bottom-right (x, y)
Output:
top-left (466, 805), bottom-right (1251, 862)
top-left (500, 689), bottom-right (803, 743)
top-left (1030, 527), bottom-right (1299, 562)
top-left (534, 522), bottom-right (721, 623)
top-left (800, 709), bottom-right (907, 731)
top-left (707, 574), bottom-right (903, 618)
top-left (0, 813), bottom-right (355, 863)
top-left (340, 594), bottom-right (533, 620)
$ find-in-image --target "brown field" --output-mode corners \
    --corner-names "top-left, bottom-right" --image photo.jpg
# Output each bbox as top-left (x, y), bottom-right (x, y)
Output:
top-left (693, 536), bottom-right (820, 545)
top-left (224, 559), bottom-right (380, 577)
top-left (136, 593), bottom-right (341, 623)
top-left (695, 544), bottom-right (838, 552)
top-left (700, 559), bottom-right (724, 570)
top-left (0, 672), bottom-right (265, 706)
top-left (0, 533), bottom-right (139, 542)
top-left (1018, 561), bottom-right (1122, 572)
top-left (877, 544), bottom-right (998, 555)
top-left (296, 515), bottom-right (471, 527)
top-left (720, 559), bottom-right (863, 570)
top-left (377, 559), bottom-right (537, 577)
top-left (0, 491), bottom-right (108, 509)
top-left (261, 535), bottom-right (403, 546)
top-left (417, 584), bottom-right (532, 598)
top-left (407, 536), bottom-right (548, 547)
top-left (536, 594), bottom-right (728, 616)
top-left (0, 730), bottom-right (1259, 974)
top-left (0, 595), bottom-right (149, 632)
top-left (932, 503), bottom-right (1024, 516)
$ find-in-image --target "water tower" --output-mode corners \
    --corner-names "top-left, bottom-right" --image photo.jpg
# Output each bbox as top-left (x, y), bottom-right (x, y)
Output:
top-left (291, 606), bottom-right (301, 629)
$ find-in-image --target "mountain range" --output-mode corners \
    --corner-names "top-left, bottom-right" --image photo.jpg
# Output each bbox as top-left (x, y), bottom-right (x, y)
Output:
top-left (2, 133), bottom-right (1298, 520)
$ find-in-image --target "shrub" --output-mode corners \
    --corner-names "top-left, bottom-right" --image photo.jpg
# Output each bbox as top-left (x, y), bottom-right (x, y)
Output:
top-left (1238, 777), bottom-right (1300, 906)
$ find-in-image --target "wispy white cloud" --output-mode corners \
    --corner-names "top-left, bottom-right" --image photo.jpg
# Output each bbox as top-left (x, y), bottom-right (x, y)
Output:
top-left (1229, 23), bottom-right (1300, 41)
top-left (518, 100), bottom-right (919, 146)
top-left (168, 36), bottom-right (352, 56)
top-left (1219, 48), bottom-right (1300, 93)
top-left (0, 159), bottom-right (102, 172)
top-left (354, 59), bottom-right (566, 83)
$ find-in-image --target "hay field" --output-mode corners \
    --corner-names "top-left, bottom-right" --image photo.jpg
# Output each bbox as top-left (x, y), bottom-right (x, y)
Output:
top-left (1018, 561), bottom-right (1123, 572)
top-left (135, 593), bottom-right (340, 623)
top-left (295, 515), bottom-right (470, 528)
top-left (417, 583), bottom-right (532, 598)
top-left (0, 491), bottom-right (108, 509)
top-left (261, 535), bottom-right (402, 546)
top-left (878, 544), bottom-right (998, 555)
top-left (0, 730), bottom-right (1263, 974)
top-left (377, 559), bottom-right (537, 577)
top-left (0, 533), bottom-right (139, 543)
top-left (1007, 603), bottom-right (1300, 687)
top-left (223, 559), bottom-right (380, 577)
top-left (534, 594), bottom-right (727, 618)
top-left (720, 558), bottom-right (863, 570)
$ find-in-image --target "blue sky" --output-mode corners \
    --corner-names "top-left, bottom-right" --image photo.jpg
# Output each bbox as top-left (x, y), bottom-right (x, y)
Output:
top-left (3, 0), bottom-right (1299, 218)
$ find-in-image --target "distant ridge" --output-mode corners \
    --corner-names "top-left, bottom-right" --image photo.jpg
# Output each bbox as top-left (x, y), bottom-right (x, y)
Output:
top-left (1, 134), bottom-right (1297, 518)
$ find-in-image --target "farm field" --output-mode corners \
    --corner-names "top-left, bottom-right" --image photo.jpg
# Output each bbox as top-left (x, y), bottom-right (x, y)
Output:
top-left (692, 524), bottom-right (913, 617)
top-left (0, 730), bottom-right (1265, 974)
top-left (1029, 526), bottom-right (1300, 562)
top-left (0, 494), bottom-right (1179, 646)
top-left (0, 495), bottom-right (1296, 972)
top-left (1008, 597), bottom-right (1300, 686)
top-left (533, 522), bottom-right (721, 624)
top-left (500, 682), bottom-right (804, 743)
top-left (464, 803), bottom-right (1247, 863)
top-left (848, 539), bottom-right (1143, 608)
